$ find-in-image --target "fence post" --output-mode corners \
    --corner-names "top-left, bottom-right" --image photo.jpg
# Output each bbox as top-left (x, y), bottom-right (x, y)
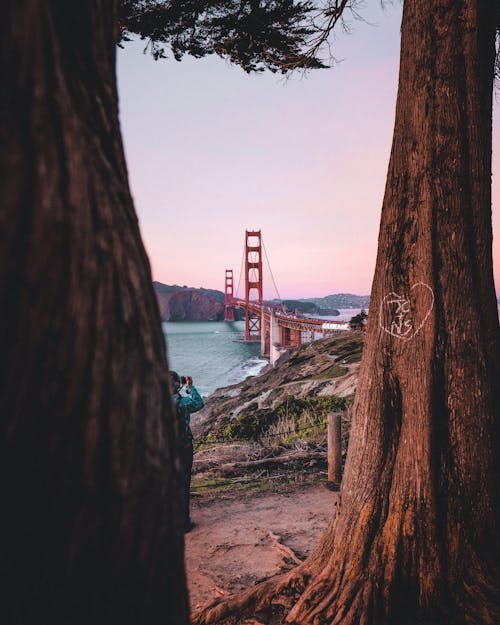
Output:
top-left (327, 412), bottom-right (342, 487)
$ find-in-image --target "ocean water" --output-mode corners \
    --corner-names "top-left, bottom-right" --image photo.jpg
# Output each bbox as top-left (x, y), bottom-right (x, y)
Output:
top-left (163, 320), bottom-right (267, 397)
top-left (315, 308), bottom-right (364, 321)
top-left (162, 309), bottom-right (364, 397)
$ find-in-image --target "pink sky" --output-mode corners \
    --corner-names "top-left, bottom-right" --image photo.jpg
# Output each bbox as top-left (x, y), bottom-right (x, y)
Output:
top-left (117, 4), bottom-right (499, 300)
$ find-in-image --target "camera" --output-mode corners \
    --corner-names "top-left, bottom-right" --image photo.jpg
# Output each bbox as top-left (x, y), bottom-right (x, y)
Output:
top-left (180, 376), bottom-right (187, 385)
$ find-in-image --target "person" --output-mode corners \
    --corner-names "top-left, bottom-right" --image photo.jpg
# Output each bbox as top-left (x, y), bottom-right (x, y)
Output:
top-left (170, 371), bottom-right (204, 533)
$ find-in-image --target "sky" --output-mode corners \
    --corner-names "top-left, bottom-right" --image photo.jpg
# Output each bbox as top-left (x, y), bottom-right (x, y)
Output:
top-left (116, 3), bottom-right (499, 300)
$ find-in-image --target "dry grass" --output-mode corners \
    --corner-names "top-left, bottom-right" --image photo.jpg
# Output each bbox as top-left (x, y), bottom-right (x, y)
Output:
top-left (194, 441), bottom-right (263, 464)
top-left (259, 407), bottom-right (329, 450)
top-left (259, 416), bottom-right (296, 449)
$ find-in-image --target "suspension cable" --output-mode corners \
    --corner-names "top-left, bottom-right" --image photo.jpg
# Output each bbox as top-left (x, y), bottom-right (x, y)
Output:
top-left (235, 239), bottom-right (245, 299)
top-left (262, 237), bottom-right (282, 303)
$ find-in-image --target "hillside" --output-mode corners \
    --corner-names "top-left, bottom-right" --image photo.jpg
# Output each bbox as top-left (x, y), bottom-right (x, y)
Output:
top-left (278, 299), bottom-right (340, 316)
top-left (153, 282), bottom-right (224, 301)
top-left (300, 293), bottom-right (370, 309)
top-left (192, 333), bottom-right (364, 442)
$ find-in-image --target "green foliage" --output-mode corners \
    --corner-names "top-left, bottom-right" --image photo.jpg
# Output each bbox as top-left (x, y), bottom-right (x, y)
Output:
top-left (197, 394), bottom-right (348, 445)
top-left (274, 395), bottom-right (347, 422)
top-left (119, 0), bottom-right (327, 73)
top-left (261, 396), bottom-right (349, 446)
top-left (217, 404), bottom-right (279, 440)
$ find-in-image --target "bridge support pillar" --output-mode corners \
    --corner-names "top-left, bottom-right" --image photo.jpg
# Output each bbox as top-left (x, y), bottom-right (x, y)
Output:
top-left (224, 269), bottom-right (235, 322)
top-left (281, 326), bottom-right (288, 348)
top-left (261, 309), bottom-right (270, 356)
top-left (244, 230), bottom-right (263, 340)
top-left (269, 310), bottom-right (282, 366)
top-left (291, 329), bottom-right (301, 347)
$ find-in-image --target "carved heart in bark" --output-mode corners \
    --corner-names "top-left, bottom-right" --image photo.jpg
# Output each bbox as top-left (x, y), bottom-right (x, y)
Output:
top-left (379, 282), bottom-right (434, 341)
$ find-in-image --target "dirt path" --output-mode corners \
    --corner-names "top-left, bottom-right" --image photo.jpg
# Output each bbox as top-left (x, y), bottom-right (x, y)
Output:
top-left (185, 483), bottom-right (339, 612)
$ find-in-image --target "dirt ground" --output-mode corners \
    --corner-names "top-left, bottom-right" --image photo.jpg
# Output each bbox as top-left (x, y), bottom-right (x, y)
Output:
top-left (185, 483), bottom-right (339, 612)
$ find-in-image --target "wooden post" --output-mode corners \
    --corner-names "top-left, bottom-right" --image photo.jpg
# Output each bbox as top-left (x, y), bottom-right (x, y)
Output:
top-left (327, 412), bottom-right (342, 487)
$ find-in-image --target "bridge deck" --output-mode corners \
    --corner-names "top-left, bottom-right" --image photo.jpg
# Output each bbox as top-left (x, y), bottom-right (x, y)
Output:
top-left (230, 298), bottom-right (349, 335)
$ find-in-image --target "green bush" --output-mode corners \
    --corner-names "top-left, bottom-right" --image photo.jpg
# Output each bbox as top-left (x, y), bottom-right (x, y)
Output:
top-left (197, 394), bottom-right (349, 445)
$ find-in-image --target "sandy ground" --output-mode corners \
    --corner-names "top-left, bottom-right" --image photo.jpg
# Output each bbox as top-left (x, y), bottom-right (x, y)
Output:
top-left (185, 483), bottom-right (339, 612)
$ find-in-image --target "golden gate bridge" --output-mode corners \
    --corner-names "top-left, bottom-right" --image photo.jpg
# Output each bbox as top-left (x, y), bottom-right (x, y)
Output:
top-left (224, 230), bottom-right (350, 365)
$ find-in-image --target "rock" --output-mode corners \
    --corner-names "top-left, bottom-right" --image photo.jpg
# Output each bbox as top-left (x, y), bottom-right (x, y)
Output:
top-left (191, 333), bottom-right (364, 438)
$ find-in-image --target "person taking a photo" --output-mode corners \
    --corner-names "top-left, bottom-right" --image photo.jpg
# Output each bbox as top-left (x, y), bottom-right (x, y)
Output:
top-left (170, 371), bottom-right (204, 533)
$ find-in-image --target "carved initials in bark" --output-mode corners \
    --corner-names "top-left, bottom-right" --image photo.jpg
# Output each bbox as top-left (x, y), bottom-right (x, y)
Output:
top-left (379, 282), bottom-right (434, 340)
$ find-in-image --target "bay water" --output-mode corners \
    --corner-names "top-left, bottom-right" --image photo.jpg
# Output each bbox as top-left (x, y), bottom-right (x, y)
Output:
top-left (163, 320), bottom-right (266, 397)
top-left (162, 309), bottom-right (363, 397)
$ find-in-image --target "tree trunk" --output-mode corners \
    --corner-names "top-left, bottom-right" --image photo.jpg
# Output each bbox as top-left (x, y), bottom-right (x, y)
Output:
top-left (195, 1), bottom-right (500, 624)
top-left (0, 2), bottom-right (188, 624)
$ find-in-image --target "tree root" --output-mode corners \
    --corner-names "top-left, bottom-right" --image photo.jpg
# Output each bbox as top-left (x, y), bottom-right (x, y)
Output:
top-left (259, 530), bottom-right (303, 567)
top-left (214, 586), bottom-right (229, 597)
top-left (191, 565), bottom-right (311, 625)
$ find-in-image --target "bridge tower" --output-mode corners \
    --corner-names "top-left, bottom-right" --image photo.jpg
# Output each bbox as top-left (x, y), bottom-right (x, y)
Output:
top-left (224, 269), bottom-right (235, 321)
top-left (244, 229), bottom-right (263, 340)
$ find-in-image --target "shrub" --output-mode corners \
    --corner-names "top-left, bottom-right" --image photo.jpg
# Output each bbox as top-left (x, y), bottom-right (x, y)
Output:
top-left (198, 394), bottom-right (350, 445)
top-left (259, 416), bottom-right (296, 448)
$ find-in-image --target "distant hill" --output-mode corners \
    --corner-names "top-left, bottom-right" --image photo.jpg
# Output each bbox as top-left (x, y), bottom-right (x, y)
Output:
top-left (153, 283), bottom-right (369, 321)
top-left (274, 300), bottom-right (340, 316)
top-left (300, 293), bottom-right (370, 309)
top-left (281, 300), bottom-right (319, 314)
top-left (153, 282), bottom-right (224, 301)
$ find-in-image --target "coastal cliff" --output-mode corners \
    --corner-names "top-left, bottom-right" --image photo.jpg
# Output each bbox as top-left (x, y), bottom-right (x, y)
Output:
top-left (156, 288), bottom-right (224, 321)
top-left (154, 281), bottom-right (227, 321)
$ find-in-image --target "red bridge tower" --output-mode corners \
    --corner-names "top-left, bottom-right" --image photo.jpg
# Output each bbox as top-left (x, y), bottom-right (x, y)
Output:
top-left (245, 230), bottom-right (263, 340)
top-left (224, 269), bottom-right (235, 321)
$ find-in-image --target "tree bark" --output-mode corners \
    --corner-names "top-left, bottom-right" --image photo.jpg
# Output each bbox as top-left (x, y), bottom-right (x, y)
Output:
top-left (0, 2), bottom-right (188, 624)
top-left (195, 1), bottom-right (500, 623)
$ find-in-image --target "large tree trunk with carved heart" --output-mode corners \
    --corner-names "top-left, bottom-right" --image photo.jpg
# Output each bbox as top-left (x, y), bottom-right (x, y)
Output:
top-left (194, 1), bottom-right (500, 624)
top-left (0, 2), bottom-right (189, 624)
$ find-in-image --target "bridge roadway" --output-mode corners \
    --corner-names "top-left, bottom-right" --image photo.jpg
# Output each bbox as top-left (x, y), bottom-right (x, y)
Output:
top-left (231, 298), bottom-right (348, 332)
top-left (224, 231), bottom-right (350, 364)
top-left (230, 297), bottom-right (350, 365)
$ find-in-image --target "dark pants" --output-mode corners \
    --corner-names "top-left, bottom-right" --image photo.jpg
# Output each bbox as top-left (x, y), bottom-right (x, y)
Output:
top-left (182, 439), bottom-right (194, 525)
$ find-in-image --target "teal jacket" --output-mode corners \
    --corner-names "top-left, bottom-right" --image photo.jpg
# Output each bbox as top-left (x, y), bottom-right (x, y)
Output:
top-left (174, 386), bottom-right (204, 439)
